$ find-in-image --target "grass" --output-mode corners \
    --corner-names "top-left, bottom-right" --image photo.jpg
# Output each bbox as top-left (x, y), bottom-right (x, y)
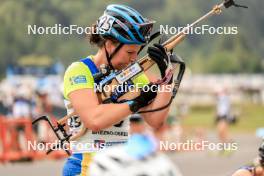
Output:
top-left (181, 103), bottom-right (264, 133)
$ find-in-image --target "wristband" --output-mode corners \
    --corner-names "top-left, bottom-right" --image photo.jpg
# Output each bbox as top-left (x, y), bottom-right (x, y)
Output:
top-left (127, 100), bottom-right (140, 113)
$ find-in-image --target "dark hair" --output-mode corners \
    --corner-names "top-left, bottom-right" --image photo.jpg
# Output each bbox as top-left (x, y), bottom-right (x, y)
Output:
top-left (89, 23), bottom-right (119, 48)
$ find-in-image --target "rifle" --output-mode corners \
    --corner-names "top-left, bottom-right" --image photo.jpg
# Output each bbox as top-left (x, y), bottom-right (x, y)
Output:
top-left (96, 0), bottom-right (247, 104)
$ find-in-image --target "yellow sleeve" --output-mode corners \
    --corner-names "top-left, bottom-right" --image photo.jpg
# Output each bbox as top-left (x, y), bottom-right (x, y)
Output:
top-left (63, 62), bottom-right (94, 100)
top-left (131, 72), bottom-right (150, 88)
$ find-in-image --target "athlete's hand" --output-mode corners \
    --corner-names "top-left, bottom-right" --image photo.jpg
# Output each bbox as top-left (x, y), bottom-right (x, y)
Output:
top-left (128, 83), bottom-right (158, 113)
top-left (147, 44), bottom-right (169, 79)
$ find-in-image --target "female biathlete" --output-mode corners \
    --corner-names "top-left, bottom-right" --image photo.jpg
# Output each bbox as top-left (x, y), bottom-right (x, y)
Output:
top-left (62, 4), bottom-right (174, 176)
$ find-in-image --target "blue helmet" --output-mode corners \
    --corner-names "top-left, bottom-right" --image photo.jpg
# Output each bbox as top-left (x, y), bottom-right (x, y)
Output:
top-left (97, 4), bottom-right (155, 45)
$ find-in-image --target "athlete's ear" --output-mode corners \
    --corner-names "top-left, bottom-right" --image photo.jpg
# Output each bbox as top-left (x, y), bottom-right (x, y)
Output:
top-left (105, 40), bottom-right (117, 54)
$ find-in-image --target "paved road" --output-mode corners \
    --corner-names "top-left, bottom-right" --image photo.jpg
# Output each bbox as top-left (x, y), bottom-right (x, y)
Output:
top-left (169, 133), bottom-right (261, 176)
top-left (0, 133), bottom-right (262, 176)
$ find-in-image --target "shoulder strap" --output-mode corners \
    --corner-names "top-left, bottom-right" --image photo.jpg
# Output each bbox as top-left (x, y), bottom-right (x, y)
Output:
top-left (80, 57), bottom-right (101, 84)
top-left (80, 57), bottom-right (99, 75)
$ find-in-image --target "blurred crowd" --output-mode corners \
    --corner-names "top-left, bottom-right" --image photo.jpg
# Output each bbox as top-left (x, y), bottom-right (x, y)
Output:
top-left (0, 76), bottom-right (64, 119)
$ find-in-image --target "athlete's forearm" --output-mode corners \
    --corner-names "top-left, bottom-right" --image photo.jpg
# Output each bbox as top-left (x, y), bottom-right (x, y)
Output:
top-left (79, 103), bottom-right (131, 131)
top-left (142, 88), bottom-right (172, 129)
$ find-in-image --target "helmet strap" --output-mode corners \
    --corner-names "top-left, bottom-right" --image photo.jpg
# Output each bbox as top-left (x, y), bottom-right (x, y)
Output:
top-left (104, 43), bottom-right (124, 70)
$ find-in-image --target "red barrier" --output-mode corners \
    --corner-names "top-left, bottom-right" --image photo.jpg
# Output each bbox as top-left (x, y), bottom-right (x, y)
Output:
top-left (0, 116), bottom-right (35, 163)
top-left (0, 115), bottom-right (68, 163)
top-left (0, 116), bottom-right (5, 162)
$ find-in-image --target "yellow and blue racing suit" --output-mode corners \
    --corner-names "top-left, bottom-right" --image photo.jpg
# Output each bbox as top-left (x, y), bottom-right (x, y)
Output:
top-left (62, 56), bottom-right (149, 176)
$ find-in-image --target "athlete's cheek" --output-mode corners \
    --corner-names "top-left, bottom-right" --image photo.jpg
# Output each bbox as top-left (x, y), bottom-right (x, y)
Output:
top-left (122, 55), bottom-right (130, 65)
top-left (130, 54), bottom-right (137, 62)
